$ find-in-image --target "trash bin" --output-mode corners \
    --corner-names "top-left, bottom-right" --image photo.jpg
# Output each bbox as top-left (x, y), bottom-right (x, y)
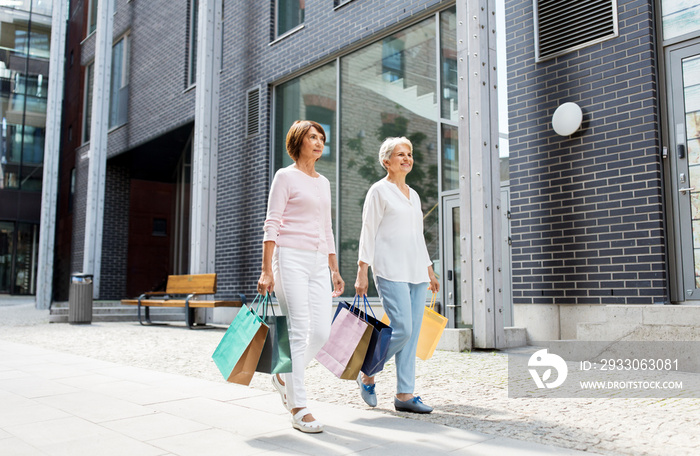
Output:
top-left (69, 273), bottom-right (93, 324)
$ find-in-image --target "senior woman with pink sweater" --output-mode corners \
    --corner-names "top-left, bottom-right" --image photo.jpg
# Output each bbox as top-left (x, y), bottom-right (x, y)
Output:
top-left (257, 120), bottom-right (344, 434)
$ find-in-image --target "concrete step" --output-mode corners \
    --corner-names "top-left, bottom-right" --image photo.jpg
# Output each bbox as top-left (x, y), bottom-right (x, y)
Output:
top-left (49, 300), bottom-right (186, 324)
top-left (576, 305), bottom-right (700, 341)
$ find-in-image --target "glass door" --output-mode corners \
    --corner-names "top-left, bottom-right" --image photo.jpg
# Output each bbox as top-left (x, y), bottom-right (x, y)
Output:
top-left (442, 195), bottom-right (466, 328)
top-left (669, 43), bottom-right (700, 300)
top-left (0, 222), bottom-right (14, 294)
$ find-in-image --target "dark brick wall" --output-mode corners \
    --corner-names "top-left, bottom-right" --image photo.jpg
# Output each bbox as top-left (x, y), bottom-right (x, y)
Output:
top-left (215, 0), bottom-right (450, 299)
top-left (100, 163), bottom-right (130, 299)
top-left (505, 0), bottom-right (666, 305)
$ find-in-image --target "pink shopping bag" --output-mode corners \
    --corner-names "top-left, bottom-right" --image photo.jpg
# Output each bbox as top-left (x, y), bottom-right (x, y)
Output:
top-left (315, 306), bottom-right (372, 379)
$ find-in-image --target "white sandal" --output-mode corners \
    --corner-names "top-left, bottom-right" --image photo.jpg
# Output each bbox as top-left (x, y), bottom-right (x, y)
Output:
top-left (291, 408), bottom-right (324, 433)
top-left (271, 374), bottom-right (289, 410)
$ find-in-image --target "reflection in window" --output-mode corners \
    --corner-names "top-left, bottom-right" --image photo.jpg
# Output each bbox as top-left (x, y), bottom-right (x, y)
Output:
top-left (382, 37), bottom-right (404, 82)
top-left (14, 27), bottom-right (51, 59)
top-left (273, 61), bottom-right (337, 235)
top-left (441, 124), bottom-right (458, 191)
top-left (277, 0), bottom-right (304, 37)
top-left (440, 6), bottom-right (457, 121)
top-left (109, 36), bottom-right (129, 128)
top-left (662, 0), bottom-right (700, 41)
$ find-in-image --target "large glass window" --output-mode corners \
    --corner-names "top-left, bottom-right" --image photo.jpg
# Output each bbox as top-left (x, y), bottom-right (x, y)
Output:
top-left (273, 15), bottom-right (447, 298)
top-left (109, 35), bottom-right (129, 128)
top-left (276, 0), bottom-right (304, 37)
top-left (339, 17), bottom-right (439, 296)
top-left (0, 6), bottom-right (51, 191)
top-left (274, 61), bottom-right (337, 227)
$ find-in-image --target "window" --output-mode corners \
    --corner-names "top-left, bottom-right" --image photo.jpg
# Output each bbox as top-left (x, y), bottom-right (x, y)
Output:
top-left (340, 18), bottom-right (439, 294)
top-left (88, 0), bottom-right (98, 35)
top-left (662, 0), bottom-right (700, 41)
top-left (273, 15), bottom-right (445, 297)
top-left (382, 37), bottom-right (404, 82)
top-left (276, 0), bottom-right (304, 37)
top-left (83, 62), bottom-right (94, 143)
top-left (188, 0), bottom-right (198, 86)
top-left (109, 35), bottom-right (129, 128)
top-left (440, 6), bottom-right (457, 121)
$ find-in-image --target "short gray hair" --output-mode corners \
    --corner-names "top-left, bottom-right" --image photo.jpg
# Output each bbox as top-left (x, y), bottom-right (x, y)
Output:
top-left (378, 137), bottom-right (413, 170)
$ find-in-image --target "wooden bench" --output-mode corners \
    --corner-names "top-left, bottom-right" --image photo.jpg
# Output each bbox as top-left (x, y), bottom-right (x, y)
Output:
top-left (120, 273), bottom-right (245, 329)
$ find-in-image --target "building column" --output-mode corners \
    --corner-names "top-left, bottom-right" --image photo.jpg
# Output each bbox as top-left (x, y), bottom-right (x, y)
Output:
top-left (83, 0), bottom-right (115, 298)
top-left (190, 0), bottom-right (222, 274)
top-left (36, 0), bottom-right (69, 309)
top-left (457, 0), bottom-right (505, 348)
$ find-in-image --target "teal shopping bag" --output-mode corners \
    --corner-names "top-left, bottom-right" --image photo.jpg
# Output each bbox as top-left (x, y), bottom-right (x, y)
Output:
top-left (212, 304), bottom-right (268, 385)
top-left (254, 293), bottom-right (293, 374)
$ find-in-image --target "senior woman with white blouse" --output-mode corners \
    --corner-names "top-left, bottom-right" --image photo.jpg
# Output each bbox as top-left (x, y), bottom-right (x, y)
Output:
top-left (354, 136), bottom-right (440, 414)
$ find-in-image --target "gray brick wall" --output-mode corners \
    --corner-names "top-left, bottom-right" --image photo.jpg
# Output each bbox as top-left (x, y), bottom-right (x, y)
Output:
top-left (215, 0), bottom-right (450, 299)
top-left (505, 0), bottom-right (666, 305)
top-left (72, 0), bottom-right (196, 297)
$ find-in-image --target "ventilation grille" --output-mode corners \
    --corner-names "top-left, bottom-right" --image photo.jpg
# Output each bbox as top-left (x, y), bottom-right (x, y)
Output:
top-left (534, 0), bottom-right (618, 62)
top-left (246, 87), bottom-right (260, 136)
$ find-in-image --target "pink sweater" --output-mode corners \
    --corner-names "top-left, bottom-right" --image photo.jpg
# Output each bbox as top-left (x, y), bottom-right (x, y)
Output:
top-left (263, 166), bottom-right (336, 255)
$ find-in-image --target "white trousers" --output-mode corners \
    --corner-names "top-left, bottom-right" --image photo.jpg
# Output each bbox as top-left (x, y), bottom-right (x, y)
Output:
top-left (273, 246), bottom-right (332, 409)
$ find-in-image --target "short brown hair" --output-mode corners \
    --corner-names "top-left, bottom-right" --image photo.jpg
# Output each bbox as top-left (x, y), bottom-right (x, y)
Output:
top-left (285, 120), bottom-right (326, 162)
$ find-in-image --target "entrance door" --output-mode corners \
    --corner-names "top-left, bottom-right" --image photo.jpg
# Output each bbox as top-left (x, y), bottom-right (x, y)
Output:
top-left (442, 196), bottom-right (465, 328)
top-left (669, 43), bottom-right (700, 300)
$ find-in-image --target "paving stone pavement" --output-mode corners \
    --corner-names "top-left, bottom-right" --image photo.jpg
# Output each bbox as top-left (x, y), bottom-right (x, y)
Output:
top-left (1, 300), bottom-right (699, 455)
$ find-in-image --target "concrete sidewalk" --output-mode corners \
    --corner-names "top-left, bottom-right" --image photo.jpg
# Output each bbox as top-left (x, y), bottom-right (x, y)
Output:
top-left (0, 340), bottom-right (596, 456)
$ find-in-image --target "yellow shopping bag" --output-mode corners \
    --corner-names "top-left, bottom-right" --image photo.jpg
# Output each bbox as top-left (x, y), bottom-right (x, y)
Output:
top-left (380, 292), bottom-right (447, 360)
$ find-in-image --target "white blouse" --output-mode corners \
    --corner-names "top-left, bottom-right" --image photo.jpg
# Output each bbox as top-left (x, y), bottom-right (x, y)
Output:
top-left (358, 177), bottom-right (432, 284)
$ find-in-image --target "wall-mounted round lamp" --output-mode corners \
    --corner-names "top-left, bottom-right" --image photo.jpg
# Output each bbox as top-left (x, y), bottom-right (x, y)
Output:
top-left (552, 102), bottom-right (583, 136)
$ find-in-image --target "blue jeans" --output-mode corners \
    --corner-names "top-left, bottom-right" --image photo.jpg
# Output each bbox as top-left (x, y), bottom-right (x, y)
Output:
top-left (376, 276), bottom-right (428, 395)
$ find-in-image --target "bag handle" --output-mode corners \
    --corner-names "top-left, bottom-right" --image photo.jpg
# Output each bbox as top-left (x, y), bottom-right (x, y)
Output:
top-left (362, 295), bottom-right (377, 320)
top-left (428, 292), bottom-right (438, 310)
top-left (253, 293), bottom-right (275, 318)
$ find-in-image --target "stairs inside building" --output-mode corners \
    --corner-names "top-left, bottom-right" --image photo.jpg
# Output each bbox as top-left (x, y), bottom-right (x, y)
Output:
top-left (49, 300), bottom-right (186, 323)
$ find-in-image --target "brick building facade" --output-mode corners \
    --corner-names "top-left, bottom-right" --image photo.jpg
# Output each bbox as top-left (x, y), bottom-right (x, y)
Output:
top-left (50, 0), bottom-right (700, 345)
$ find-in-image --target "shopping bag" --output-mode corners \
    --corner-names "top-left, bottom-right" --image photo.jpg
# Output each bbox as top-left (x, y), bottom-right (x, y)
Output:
top-left (212, 304), bottom-right (268, 385)
top-left (381, 292), bottom-right (447, 360)
top-left (253, 293), bottom-right (293, 374)
top-left (416, 293), bottom-right (448, 360)
top-left (315, 302), bottom-right (372, 380)
top-left (340, 296), bottom-right (392, 377)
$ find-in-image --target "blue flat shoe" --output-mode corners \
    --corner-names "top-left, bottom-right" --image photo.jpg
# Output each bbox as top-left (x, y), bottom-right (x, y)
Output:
top-left (356, 374), bottom-right (377, 407)
top-left (394, 396), bottom-right (433, 414)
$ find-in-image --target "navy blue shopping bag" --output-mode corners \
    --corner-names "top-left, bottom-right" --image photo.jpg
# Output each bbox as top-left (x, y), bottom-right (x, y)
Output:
top-left (334, 296), bottom-right (392, 377)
